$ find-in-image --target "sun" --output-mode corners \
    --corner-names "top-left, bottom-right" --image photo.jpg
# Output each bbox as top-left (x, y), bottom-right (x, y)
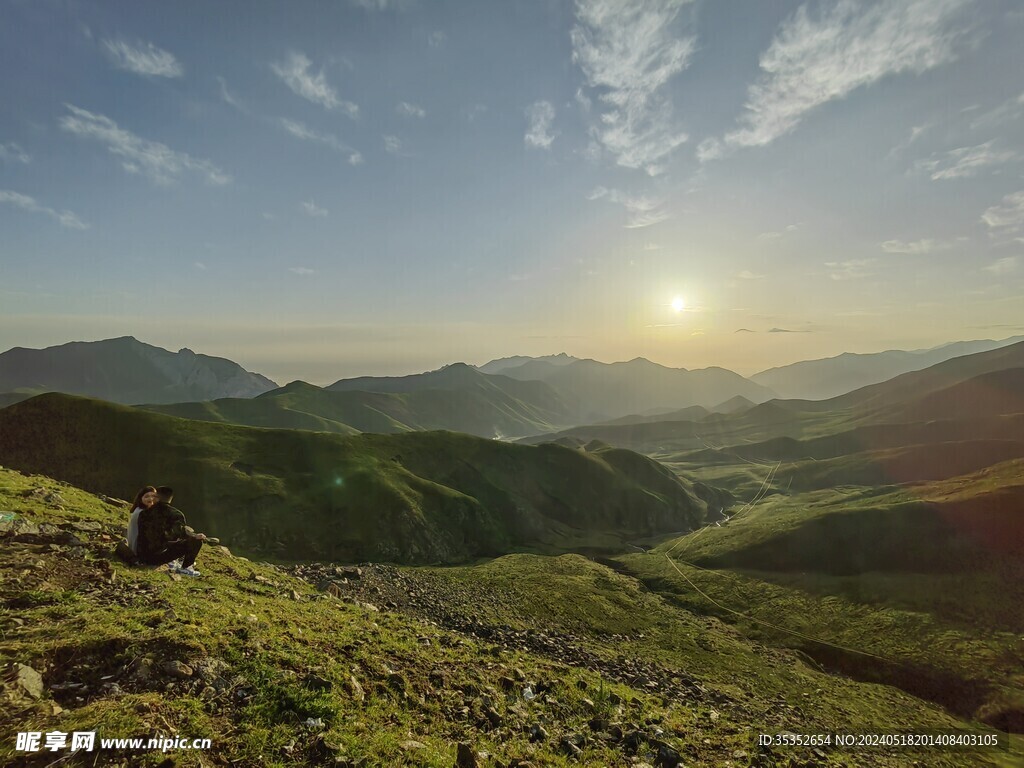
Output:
top-left (671, 296), bottom-right (686, 312)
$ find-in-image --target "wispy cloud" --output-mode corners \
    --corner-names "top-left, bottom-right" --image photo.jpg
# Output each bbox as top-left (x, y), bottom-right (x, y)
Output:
top-left (915, 140), bottom-right (1019, 180)
top-left (428, 30), bottom-right (447, 49)
top-left (194, 261), bottom-right (208, 271)
top-left (279, 118), bottom-right (363, 165)
top-left (382, 135), bottom-right (403, 155)
top-left (735, 328), bottom-right (756, 333)
top-left (981, 191), bottom-right (1024, 233)
top-left (462, 103), bottom-right (487, 122)
top-left (102, 39), bottom-right (183, 78)
top-left (60, 104), bottom-right (230, 186)
top-left (587, 186), bottom-right (672, 228)
top-left (271, 52), bottom-right (358, 117)
top-left (0, 142), bottom-right (30, 164)
top-left (983, 256), bottom-right (1017, 275)
top-left (301, 200), bottom-right (328, 217)
top-left (397, 101), bottom-right (426, 118)
top-left (571, 0), bottom-right (694, 175)
top-left (880, 238), bottom-right (952, 254)
top-left (737, 270), bottom-right (765, 280)
top-left (757, 224), bottom-right (799, 240)
top-left (825, 258), bottom-right (875, 280)
top-left (524, 101), bottom-right (557, 150)
top-left (217, 76), bottom-right (246, 111)
top-left (289, 266), bottom-right (316, 275)
top-left (970, 92), bottom-right (1024, 130)
top-left (0, 189), bottom-right (88, 229)
top-left (707, 0), bottom-right (971, 159)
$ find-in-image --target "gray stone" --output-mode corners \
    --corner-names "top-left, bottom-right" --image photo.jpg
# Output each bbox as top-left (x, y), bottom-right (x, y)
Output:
top-left (15, 663), bottom-right (44, 699)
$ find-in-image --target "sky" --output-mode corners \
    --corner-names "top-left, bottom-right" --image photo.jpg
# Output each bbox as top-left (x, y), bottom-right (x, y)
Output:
top-left (2, 0), bottom-right (1023, 385)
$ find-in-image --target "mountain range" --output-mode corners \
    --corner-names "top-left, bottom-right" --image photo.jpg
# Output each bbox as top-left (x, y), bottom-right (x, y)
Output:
top-left (0, 336), bottom-right (277, 405)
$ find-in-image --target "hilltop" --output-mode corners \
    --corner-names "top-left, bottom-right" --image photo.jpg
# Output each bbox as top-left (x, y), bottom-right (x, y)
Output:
top-left (0, 393), bottom-right (716, 564)
top-left (143, 373), bottom-right (573, 439)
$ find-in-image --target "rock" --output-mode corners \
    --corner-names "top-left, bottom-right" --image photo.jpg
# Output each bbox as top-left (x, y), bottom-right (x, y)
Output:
top-left (317, 579), bottom-right (345, 599)
top-left (346, 675), bottom-right (365, 702)
top-left (162, 661), bottom-right (194, 679)
top-left (387, 672), bottom-right (407, 691)
top-left (67, 520), bottom-right (103, 533)
top-left (14, 663), bottom-right (44, 699)
top-left (484, 706), bottom-right (503, 728)
top-left (304, 673), bottom-right (332, 691)
top-left (456, 742), bottom-right (479, 768)
top-left (400, 740), bottom-right (426, 751)
top-left (559, 737), bottom-right (583, 758)
top-left (528, 724), bottom-right (548, 743)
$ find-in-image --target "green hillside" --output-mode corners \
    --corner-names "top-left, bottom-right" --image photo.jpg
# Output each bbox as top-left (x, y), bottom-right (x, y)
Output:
top-left (1, 469), bottom-right (1015, 767)
top-left (0, 394), bottom-right (715, 564)
top-left (143, 377), bottom-right (571, 438)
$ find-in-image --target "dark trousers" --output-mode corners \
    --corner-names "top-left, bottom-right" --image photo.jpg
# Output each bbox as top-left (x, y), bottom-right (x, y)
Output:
top-left (139, 537), bottom-right (202, 568)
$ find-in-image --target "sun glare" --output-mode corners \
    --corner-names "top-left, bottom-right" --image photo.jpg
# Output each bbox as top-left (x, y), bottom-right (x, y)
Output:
top-left (671, 296), bottom-right (685, 312)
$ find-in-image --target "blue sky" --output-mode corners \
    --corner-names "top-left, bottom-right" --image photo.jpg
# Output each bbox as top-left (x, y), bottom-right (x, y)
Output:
top-left (2, 0), bottom-right (1023, 384)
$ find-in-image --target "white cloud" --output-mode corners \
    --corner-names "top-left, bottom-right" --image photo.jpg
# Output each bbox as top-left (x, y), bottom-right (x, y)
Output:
top-left (983, 256), bottom-right (1017, 275)
top-left (60, 104), bottom-right (230, 186)
top-left (194, 261), bottom-right (208, 270)
top-left (915, 141), bottom-right (1019, 180)
top-left (102, 39), bottom-right (183, 78)
top-left (397, 101), bottom-right (426, 118)
top-left (428, 30), bottom-right (447, 49)
top-left (0, 189), bottom-right (89, 229)
top-left (587, 186), bottom-right (671, 228)
top-left (757, 224), bottom-right (799, 240)
top-left (970, 92), bottom-right (1024, 130)
top-left (279, 118), bottom-right (362, 165)
top-left (824, 258), bottom-right (875, 280)
top-left (383, 135), bottom-right (402, 155)
top-left (981, 191), bottom-right (1024, 233)
top-left (738, 270), bottom-right (765, 280)
top-left (462, 104), bottom-right (487, 122)
top-left (524, 101), bottom-right (557, 150)
top-left (571, 0), bottom-right (694, 175)
top-left (301, 200), bottom-right (328, 217)
top-left (271, 52), bottom-right (358, 117)
top-left (289, 266), bottom-right (316, 275)
top-left (880, 238), bottom-right (952, 254)
top-left (217, 76), bottom-right (245, 111)
top-left (0, 142), bottom-right (30, 164)
top-left (711, 0), bottom-right (971, 159)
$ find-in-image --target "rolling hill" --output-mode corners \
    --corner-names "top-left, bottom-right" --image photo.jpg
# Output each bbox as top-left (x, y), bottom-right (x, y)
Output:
top-left (142, 376), bottom-right (571, 438)
top-left (0, 337), bottom-right (277, 405)
top-left (0, 393), bottom-right (717, 564)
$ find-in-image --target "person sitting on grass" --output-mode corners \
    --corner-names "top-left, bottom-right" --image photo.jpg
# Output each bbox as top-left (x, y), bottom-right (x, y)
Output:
top-left (135, 486), bottom-right (206, 577)
top-left (126, 485), bottom-right (158, 557)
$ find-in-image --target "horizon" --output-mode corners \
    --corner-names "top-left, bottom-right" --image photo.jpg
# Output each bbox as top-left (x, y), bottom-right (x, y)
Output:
top-left (2, 331), bottom-right (1022, 386)
top-left (3, 1), bottom-right (1024, 384)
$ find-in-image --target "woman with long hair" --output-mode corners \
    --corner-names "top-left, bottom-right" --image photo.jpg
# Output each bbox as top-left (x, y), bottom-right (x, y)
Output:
top-left (127, 485), bottom-right (157, 556)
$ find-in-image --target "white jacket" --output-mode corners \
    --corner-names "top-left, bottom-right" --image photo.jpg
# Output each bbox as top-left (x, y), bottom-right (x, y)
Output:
top-left (127, 506), bottom-right (143, 553)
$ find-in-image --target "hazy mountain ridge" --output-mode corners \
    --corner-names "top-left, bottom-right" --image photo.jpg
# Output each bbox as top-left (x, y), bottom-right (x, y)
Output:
top-left (751, 335), bottom-right (1024, 400)
top-left (0, 337), bottom-right (277, 405)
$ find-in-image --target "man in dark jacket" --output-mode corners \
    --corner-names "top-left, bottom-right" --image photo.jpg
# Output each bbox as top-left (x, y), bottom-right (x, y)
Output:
top-left (136, 486), bottom-right (206, 576)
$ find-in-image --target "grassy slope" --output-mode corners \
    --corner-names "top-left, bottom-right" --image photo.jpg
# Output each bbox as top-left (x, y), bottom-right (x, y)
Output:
top-left (0, 394), bottom-right (712, 564)
top-left (144, 378), bottom-right (572, 439)
top-left (0, 469), bottom-right (1014, 767)
top-left (606, 460), bottom-right (1024, 734)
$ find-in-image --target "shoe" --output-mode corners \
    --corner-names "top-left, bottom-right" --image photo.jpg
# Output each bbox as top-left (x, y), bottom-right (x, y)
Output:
top-left (178, 565), bottom-right (202, 577)
top-left (168, 559), bottom-right (184, 572)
